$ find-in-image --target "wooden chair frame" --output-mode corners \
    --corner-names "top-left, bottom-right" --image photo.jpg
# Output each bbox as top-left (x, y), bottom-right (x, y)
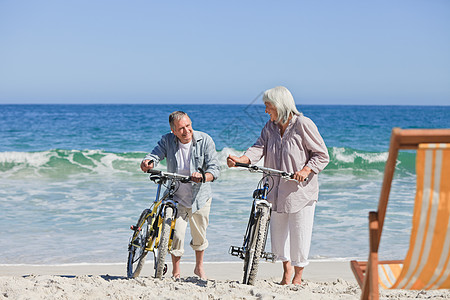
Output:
top-left (350, 128), bottom-right (450, 300)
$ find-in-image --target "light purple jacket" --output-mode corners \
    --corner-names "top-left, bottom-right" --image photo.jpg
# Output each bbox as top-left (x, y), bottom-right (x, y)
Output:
top-left (244, 114), bottom-right (329, 213)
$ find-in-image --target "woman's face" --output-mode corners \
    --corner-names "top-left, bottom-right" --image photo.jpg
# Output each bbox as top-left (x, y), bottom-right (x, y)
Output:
top-left (265, 102), bottom-right (278, 122)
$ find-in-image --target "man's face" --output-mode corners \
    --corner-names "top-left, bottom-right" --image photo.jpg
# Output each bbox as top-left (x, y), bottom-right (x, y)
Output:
top-left (265, 102), bottom-right (278, 122)
top-left (172, 115), bottom-right (193, 144)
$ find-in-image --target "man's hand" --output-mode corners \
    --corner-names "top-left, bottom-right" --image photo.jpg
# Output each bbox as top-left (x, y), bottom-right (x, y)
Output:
top-left (140, 160), bottom-right (154, 172)
top-left (191, 171), bottom-right (213, 183)
top-left (191, 172), bottom-right (204, 183)
top-left (292, 166), bottom-right (312, 182)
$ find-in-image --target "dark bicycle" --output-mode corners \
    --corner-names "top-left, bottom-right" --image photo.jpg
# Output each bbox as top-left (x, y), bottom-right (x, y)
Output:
top-left (229, 162), bottom-right (295, 285)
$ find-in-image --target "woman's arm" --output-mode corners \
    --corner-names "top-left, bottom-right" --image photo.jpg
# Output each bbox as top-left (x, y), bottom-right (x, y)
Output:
top-left (301, 117), bottom-right (330, 174)
top-left (241, 121), bottom-right (271, 165)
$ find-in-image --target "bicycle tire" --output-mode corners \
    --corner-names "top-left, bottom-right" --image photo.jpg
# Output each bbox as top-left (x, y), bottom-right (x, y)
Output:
top-left (242, 215), bottom-right (256, 284)
top-left (127, 209), bottom-right (150, 278)
top-left (155, 206), bottom-right (174, 278)
top-left (243, 206), bottom-right (270, 285)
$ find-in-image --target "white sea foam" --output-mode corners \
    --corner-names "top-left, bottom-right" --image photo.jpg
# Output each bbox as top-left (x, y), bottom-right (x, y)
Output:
top-left (0, 147), bottom-right (417, 264)
top-left (331, 147), bottom-right (388, 164)
top-left (0, 151), bottom-right (51, 165)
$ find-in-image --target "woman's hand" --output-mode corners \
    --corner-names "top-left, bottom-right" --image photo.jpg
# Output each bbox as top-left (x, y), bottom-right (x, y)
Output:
top-left (292, 166), bottom-right (312, 182)
top-left (227, 155), bottom-right (250, 168)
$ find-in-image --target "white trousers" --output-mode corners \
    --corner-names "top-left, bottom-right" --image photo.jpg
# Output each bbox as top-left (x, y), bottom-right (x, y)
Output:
top-left (270, 200), bottom-right (316, 268)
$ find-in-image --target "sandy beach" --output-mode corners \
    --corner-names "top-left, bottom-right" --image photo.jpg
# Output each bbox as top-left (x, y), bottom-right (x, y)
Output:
top-left (1, 261), bottom-right (449, 299)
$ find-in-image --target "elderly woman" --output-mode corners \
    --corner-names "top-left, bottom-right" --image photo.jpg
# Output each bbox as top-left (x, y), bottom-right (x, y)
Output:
top-left (227, 86), bottom-right (329, 285)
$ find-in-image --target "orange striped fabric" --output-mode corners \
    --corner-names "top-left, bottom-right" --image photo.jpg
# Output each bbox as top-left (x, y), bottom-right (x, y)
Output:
top-left (378, 263), bottom-right (403, 289)
top-left (378, 143), bottom-right (450, 290)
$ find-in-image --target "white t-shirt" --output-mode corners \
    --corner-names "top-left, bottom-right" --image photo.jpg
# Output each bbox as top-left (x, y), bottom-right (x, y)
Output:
top-left (174, 140), bottom-right (193, 207)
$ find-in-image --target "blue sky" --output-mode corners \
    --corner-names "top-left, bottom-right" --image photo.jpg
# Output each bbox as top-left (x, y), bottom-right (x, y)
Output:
top-left (0, 0), bottom-right (449, 105)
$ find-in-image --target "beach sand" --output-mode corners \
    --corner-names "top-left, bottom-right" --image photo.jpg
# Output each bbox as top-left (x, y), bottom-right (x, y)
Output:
top-left (1, 261), bottom-right (449, 299)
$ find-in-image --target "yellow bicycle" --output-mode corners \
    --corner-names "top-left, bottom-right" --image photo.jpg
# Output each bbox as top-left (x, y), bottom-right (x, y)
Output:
top-left (127, 169), bottom-right (198, 279)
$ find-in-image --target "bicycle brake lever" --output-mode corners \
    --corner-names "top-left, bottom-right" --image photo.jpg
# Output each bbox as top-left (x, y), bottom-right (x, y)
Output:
top-left (198, 168), bottom-right (206, 183)
top-left (180, 177), bottom-right (191, 184)
top-left (249, 165), bottom-right (259, 171)
top-left (147, 169), bottom-right (161, 175)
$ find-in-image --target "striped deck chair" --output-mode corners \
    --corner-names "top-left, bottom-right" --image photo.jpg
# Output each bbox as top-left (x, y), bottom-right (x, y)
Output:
top-left (350, 128), bottom-right (450, 300)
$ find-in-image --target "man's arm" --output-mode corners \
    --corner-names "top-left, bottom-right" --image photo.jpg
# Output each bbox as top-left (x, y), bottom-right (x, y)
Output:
top-left (140, 135), bottom-right (169, 172)
top-left (201, 134), bottom-right (220, 181)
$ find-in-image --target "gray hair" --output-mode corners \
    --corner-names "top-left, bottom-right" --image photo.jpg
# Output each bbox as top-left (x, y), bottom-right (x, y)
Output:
top-left (169, 111), bottom-right (189, 131)
top-left (263, 86), bottom-right (301, 124)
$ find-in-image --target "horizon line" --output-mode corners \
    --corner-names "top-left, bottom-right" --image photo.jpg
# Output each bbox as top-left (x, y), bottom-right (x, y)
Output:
top-left (1, 103), bottom-right (449, 107)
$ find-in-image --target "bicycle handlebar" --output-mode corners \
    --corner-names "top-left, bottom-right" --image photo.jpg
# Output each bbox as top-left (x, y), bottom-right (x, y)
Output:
top-left (234, 162), bottom-right (251, 168)
top-left (147, 169), bottom-right (191, 183)
top-left (235, 163), bottom-right (307, 181)
top-left (147, 168), bottom-right (206, 183)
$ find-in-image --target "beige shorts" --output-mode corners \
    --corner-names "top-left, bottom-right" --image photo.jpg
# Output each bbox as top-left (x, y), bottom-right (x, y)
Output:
top-left (170, 198), bottom-right (211, 257)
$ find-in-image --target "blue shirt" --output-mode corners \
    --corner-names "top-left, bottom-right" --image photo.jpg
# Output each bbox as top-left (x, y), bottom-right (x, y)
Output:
top-left (143, 130), bottom-right (220, 212)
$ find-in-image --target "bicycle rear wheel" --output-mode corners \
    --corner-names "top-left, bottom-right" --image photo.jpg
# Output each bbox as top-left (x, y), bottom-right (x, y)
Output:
top-left (243, 206), bottom-right (270, 285)
top-left (155, 206), bottom-right (174, 278)
top-left (127, 209), bottom-right (150, 278)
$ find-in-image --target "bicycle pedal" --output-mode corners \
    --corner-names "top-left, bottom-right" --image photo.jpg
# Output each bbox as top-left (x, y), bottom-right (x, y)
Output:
top-left (130, 225), bottom-right (141, 231)
top-left (262, 252), bottom-right (276, 262)
top-left (229, 246), bottom-right (244, 258)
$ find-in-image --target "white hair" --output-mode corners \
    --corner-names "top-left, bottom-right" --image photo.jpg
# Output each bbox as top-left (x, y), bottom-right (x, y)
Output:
top-left (169, 111), bottom-right (189, 131)
top-left (263, 86), bottom-right (300, 124)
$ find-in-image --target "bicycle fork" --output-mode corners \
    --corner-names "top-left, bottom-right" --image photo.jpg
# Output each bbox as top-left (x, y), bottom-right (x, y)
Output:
top-left (229, 183), bottom-right (276, 262)
top-left (152, 185), bottom-right (178, 273)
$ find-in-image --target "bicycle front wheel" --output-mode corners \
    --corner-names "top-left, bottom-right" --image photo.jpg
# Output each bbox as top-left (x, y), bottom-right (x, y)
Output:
top-left (127, 209), bottom-right (151, 278)
top-left (155, 206), bottom-right (174, 279)
top-left (243, 206), bottom-right (270, 285)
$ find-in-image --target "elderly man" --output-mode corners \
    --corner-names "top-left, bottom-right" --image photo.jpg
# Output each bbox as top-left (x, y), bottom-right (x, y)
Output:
top-left (140, 111), bottom-right (220, 279)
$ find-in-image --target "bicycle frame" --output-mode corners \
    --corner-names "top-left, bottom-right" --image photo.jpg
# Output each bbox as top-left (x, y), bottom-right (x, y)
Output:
top-left (230, 175), bottom-right (275, 261)
top-left (229, 163), bottom-right (294, 284)
top-left (128, 169), bottom-right (196, 279)
top-left (147, 179), bottom-right (179, 252)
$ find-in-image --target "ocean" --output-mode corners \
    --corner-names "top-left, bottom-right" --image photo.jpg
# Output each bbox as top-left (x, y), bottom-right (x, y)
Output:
top-left (0, 104), bottom-right (449, 265)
